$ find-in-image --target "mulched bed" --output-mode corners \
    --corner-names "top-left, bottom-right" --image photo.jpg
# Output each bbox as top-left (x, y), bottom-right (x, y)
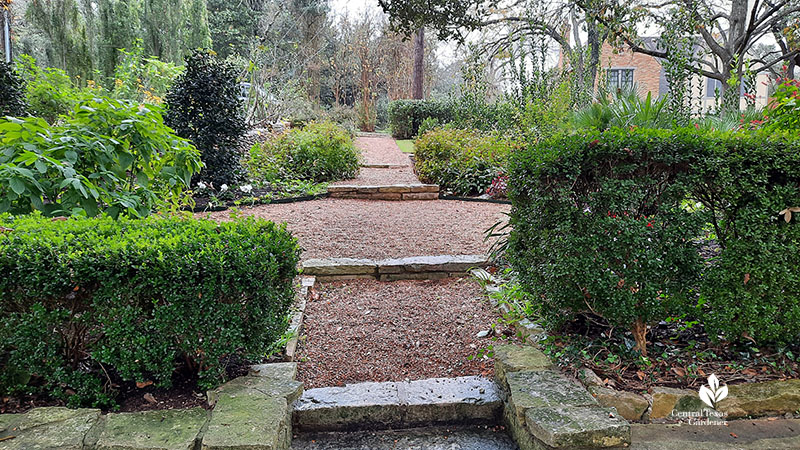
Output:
top-left (297, 278), bottom-right (509, 388)
top-left (356, 136), bottom-right (413, 166)
top-left (204, 198), bottom-right (509, 261)
top-left (542, 314), bottom-right (800, 392)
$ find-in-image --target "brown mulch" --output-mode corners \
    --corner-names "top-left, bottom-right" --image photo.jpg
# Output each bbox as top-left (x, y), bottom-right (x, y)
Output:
top-left (204, 198), bottom-right (509, 261)
top-left (356, 136), bottom-right (412, 167)
top-left (297, 278), bottom-right (504, 388)
top-left (333, 167), bottom-right (421, 186)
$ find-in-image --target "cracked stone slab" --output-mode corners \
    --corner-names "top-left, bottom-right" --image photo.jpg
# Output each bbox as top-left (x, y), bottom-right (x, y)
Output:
top-left (376, 255), bottom-right (489, 274)
top-left (0, 407), bottom-right (101, 449)
top-left (525, 406), bottom-right (631, 448)
top-left (96, 408), bottom-right (207, 450)
top-left (493, 344), bottom-right (553, 390)
top-left (302, 258), bottom-right (377, 276)
top-left (292, 376), bottom-right (502, 431)
top-left (207, 376), bottom-right (303, 407)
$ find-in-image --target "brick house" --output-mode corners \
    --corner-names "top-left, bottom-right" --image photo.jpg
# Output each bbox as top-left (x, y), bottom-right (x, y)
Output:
top-left (562, 38), bottom-right (772, 111)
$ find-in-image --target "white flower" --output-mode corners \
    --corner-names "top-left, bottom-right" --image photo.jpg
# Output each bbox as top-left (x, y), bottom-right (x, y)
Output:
top-left (240, 184), bottom-right (253, 193)
top-left (220, 184), bottom-right (228, 192)
top-left (197, 182), bottom-right (207, 190)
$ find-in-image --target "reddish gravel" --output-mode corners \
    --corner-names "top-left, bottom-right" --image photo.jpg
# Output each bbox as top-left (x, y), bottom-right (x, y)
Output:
top-left (204, 198), bottom-right (509, 261)
top-left (297, 278), bottom-right (500, 388)
top-left (333, 167), bottom-right (420, 186)
top-left (356, 135), bottom-right (412, 166)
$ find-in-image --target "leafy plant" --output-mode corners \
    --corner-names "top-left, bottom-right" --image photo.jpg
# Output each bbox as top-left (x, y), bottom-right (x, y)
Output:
top-left (14, 55), bottom-right (91, 123)
top-left (764, 74), bottom-right (799, 131)
top-left (0, 62), bottom-right (28, 117)
top-left (0, 214), bottom-right (300, 407)
top-left (0, 98), bottom-right (202, 218)
top-left (166, 50), bottom-right (246, 186)
top-left (387, 99), bottom-right (454, 139)
top-left (111, 40), bottom-right (184, 105)
top-left (247, 121), bottom-right (361, 184)
top-left (414, 127), bottom-right (516, 196)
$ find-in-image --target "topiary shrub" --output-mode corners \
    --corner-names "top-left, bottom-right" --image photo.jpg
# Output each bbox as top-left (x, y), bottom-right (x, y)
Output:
top-left (166, 50), bottom-right (246, 187)
top-left (0, 61), bottom-right (28, 117)
top-left (0, 98), bottom-right (202, 218)
top-left (387, 99), bottom-right (454, 139)
top-left (414, 127), bottom-right (516, 196)
top-left (508, 127), bottom-right (800, 352)
top-left (247, 121), bottom-right (360, 184)
top-left (0, 214), bottom-right (300, 407)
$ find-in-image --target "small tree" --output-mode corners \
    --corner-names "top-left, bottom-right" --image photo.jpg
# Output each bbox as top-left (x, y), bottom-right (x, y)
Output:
top-left (0, 62), bottom-right (28, 117)
top-left (165, 50), bottom-right (245, 187)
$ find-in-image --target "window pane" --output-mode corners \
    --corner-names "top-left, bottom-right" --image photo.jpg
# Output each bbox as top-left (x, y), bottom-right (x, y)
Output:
top-left (621, 69), bottom-right (634, 88)
top-left (609, 70), bottom-right (619, 88)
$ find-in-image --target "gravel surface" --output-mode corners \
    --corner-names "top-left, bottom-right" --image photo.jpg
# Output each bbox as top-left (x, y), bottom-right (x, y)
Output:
top-left (356, 136), bottom-right (412, 166)
top-left (297, 278), bottom-right (500, 388)
top-left (333, 167), bottom-right (420, 186)
top-left (204, 198), bottom-right (509, 261)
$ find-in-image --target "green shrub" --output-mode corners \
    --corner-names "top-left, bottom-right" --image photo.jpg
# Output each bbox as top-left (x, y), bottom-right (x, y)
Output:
top-left (764, 76), bottom-right (799, 131)
top-left (0, 62), bottom-right (28, 117)
top-left (15, 55), bottom-right (89, 123)
top-left (508, 128), bottom-right (800, 352)
top-left (414, 127), bottom-right (516, 196)
top-left (416, 117), bottom-right (441, 137)
top-left (247, 121), bottom-right (360, 184)
top-left (0, 214), bottom-right (300, 407)
top-left (0, 98), bottom-right (202, 218)
top-left (166, 50), bottom-right (246, 187)
top-left (387, 99), bottom-right (454, 139)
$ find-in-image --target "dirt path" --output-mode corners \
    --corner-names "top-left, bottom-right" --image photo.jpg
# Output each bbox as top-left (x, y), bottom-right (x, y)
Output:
top-left (204, 198), bottom-right (509, 261)
top-left (297, 278), bottom-right (499, 388)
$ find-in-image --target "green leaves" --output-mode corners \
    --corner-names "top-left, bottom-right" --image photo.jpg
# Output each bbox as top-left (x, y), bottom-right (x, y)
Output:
top-left (0, 214), bottom-right (300, 407)
top-left (0, 97), bottom-right (202, 218)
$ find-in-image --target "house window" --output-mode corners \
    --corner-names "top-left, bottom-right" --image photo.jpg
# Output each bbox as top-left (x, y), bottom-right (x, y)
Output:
top-left (608, 69), bottom-right (634, 90)
top-left (706, 78), bottom-right (745, 97)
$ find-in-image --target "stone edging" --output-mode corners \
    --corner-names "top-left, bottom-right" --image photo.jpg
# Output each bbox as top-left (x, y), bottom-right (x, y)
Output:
top-left (285, 276), bottom-right (316, 361)
top-left (186, 193), bottom-right (330, 213)
top-left (303, 255), bottom-right (489, 282)
top-left (439, 195), bottom-right (512, 205)
top-left (327, 184), bottom-right (439, 200)
top-left (0, 362), bottom-right (302, 450)
top-left (361, 163), bottom-right (409, 169)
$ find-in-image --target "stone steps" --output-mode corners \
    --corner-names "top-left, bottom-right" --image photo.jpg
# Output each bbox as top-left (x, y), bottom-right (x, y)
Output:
top-left (292, 376), bottom-right (502, 432)
top-left (302, 254), bottom-right (489, 282)
top-left (291, 425), bottom-right (518, 449)
top-left (327, 184), bottom-right (439, 200)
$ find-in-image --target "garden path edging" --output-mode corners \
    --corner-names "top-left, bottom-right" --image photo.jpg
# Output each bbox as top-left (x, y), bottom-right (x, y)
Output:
top-left (303, 255), bottom-right (489, 281)
top-left (327, 184), bottom-right (438, 200)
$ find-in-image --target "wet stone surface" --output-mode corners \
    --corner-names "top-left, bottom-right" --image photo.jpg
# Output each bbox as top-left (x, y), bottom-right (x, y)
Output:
top-left (291, 425), bottom-right (518, 450)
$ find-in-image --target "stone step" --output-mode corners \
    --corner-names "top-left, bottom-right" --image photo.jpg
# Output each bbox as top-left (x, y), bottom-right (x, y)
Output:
top-left (302, 255), bottom-right (489, 282)
top-left (292, 376), bottom-right (503, 432)
top-left (360, 163), bottom-right (409, 169)
top-left (327, 184), bottom-right (439, 200)
top-left (291, 425), bottom-right (518, 449)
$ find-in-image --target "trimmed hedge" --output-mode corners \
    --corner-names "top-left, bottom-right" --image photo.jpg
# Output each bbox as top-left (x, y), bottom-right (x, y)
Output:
top-left (246, 121), bottom-right (360, 184)
top-left (0, 214), bottom-right (300, 407)
top-left (387, 99), bottom-right (454, 139)
top-left (508, 128), bottom-right (800, 351)
top-left (414, 127), bottom-right (516, 196)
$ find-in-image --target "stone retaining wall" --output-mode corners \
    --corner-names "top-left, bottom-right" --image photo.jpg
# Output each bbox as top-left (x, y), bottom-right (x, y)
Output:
top-left (327, 184), bottom-right (439, 200)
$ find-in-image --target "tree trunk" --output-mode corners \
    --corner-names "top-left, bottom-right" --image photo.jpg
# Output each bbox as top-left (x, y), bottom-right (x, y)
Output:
top-left (412, 27), bottom-right (424, 99)
top-left (631, 317), bottom-right (648, 357)
top-left (1, 7), bottom-right (11, 63)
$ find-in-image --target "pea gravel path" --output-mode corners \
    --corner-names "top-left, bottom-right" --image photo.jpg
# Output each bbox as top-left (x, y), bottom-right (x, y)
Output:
top-left (296, 278), bottom-right (500, 388)
top-left (332, 167), bottom-right (420, 186)
top-left (205, 198), bottom-right (509, 261)
top-left (356, 135), bottom-right (413, 167)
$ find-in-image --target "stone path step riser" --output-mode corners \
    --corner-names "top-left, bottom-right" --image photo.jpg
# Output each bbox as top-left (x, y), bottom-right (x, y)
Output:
top-left (292, 376), bottom-right (502, 432)
top-left (328, 184), bottom-right (439, 201)
top-left (303, 255), bottom-right (489, 282)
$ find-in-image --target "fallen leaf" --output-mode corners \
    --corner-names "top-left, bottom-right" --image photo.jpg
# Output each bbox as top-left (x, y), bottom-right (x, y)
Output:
top-left (672, 367), bottom-right (687, 377)
top-left (136, 380), bottom-right (153, 389)
top-left (698, 368), bottom-right (706, 377)
top-left (744, 273), bottom-right (751, 285)
top-left (143, 393), bottom-right (157, 404)
top-left (742, 368), bottom-right (758, 376)
top-left (730, 433), bottom-right (738, 438)
top-left (636, 371), bottom-right (646, 380)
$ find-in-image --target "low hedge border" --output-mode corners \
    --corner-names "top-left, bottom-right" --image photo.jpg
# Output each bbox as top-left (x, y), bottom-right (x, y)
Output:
top-left (0, 214), bottom-right (300, 407)
top-left (508, 127), bottom-right (800, 352)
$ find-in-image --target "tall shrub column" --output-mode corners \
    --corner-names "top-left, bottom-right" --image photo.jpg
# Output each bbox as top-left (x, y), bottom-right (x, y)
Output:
top-left (166, 50), bottom-right (246, 187)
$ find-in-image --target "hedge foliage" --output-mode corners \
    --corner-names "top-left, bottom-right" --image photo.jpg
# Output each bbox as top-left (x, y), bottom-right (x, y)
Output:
top-left (508, 128), bottom-right (800, 350)
top-left (0, 214), bottom-right (300, 407)
top-left (246, 121), bottom-right (360, 184)
top-left (0, 98), bottom-right (202, 218)
top-left (414, 127), bottom-right (516, 196)
top-left (0, 62), bottom-right (28, 117)
top-left (166, 50), bottom-right (246, 187)
top-left (387, 99), bottom-right (454, 139)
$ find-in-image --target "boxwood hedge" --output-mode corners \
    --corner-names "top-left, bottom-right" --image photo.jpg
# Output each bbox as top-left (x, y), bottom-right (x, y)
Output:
top-left (387, 99), bottom-right (454, 139)
top-left (508, 128), bottom-right (800, 352)
top-left (0, 214), bottom-right (300, 407)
